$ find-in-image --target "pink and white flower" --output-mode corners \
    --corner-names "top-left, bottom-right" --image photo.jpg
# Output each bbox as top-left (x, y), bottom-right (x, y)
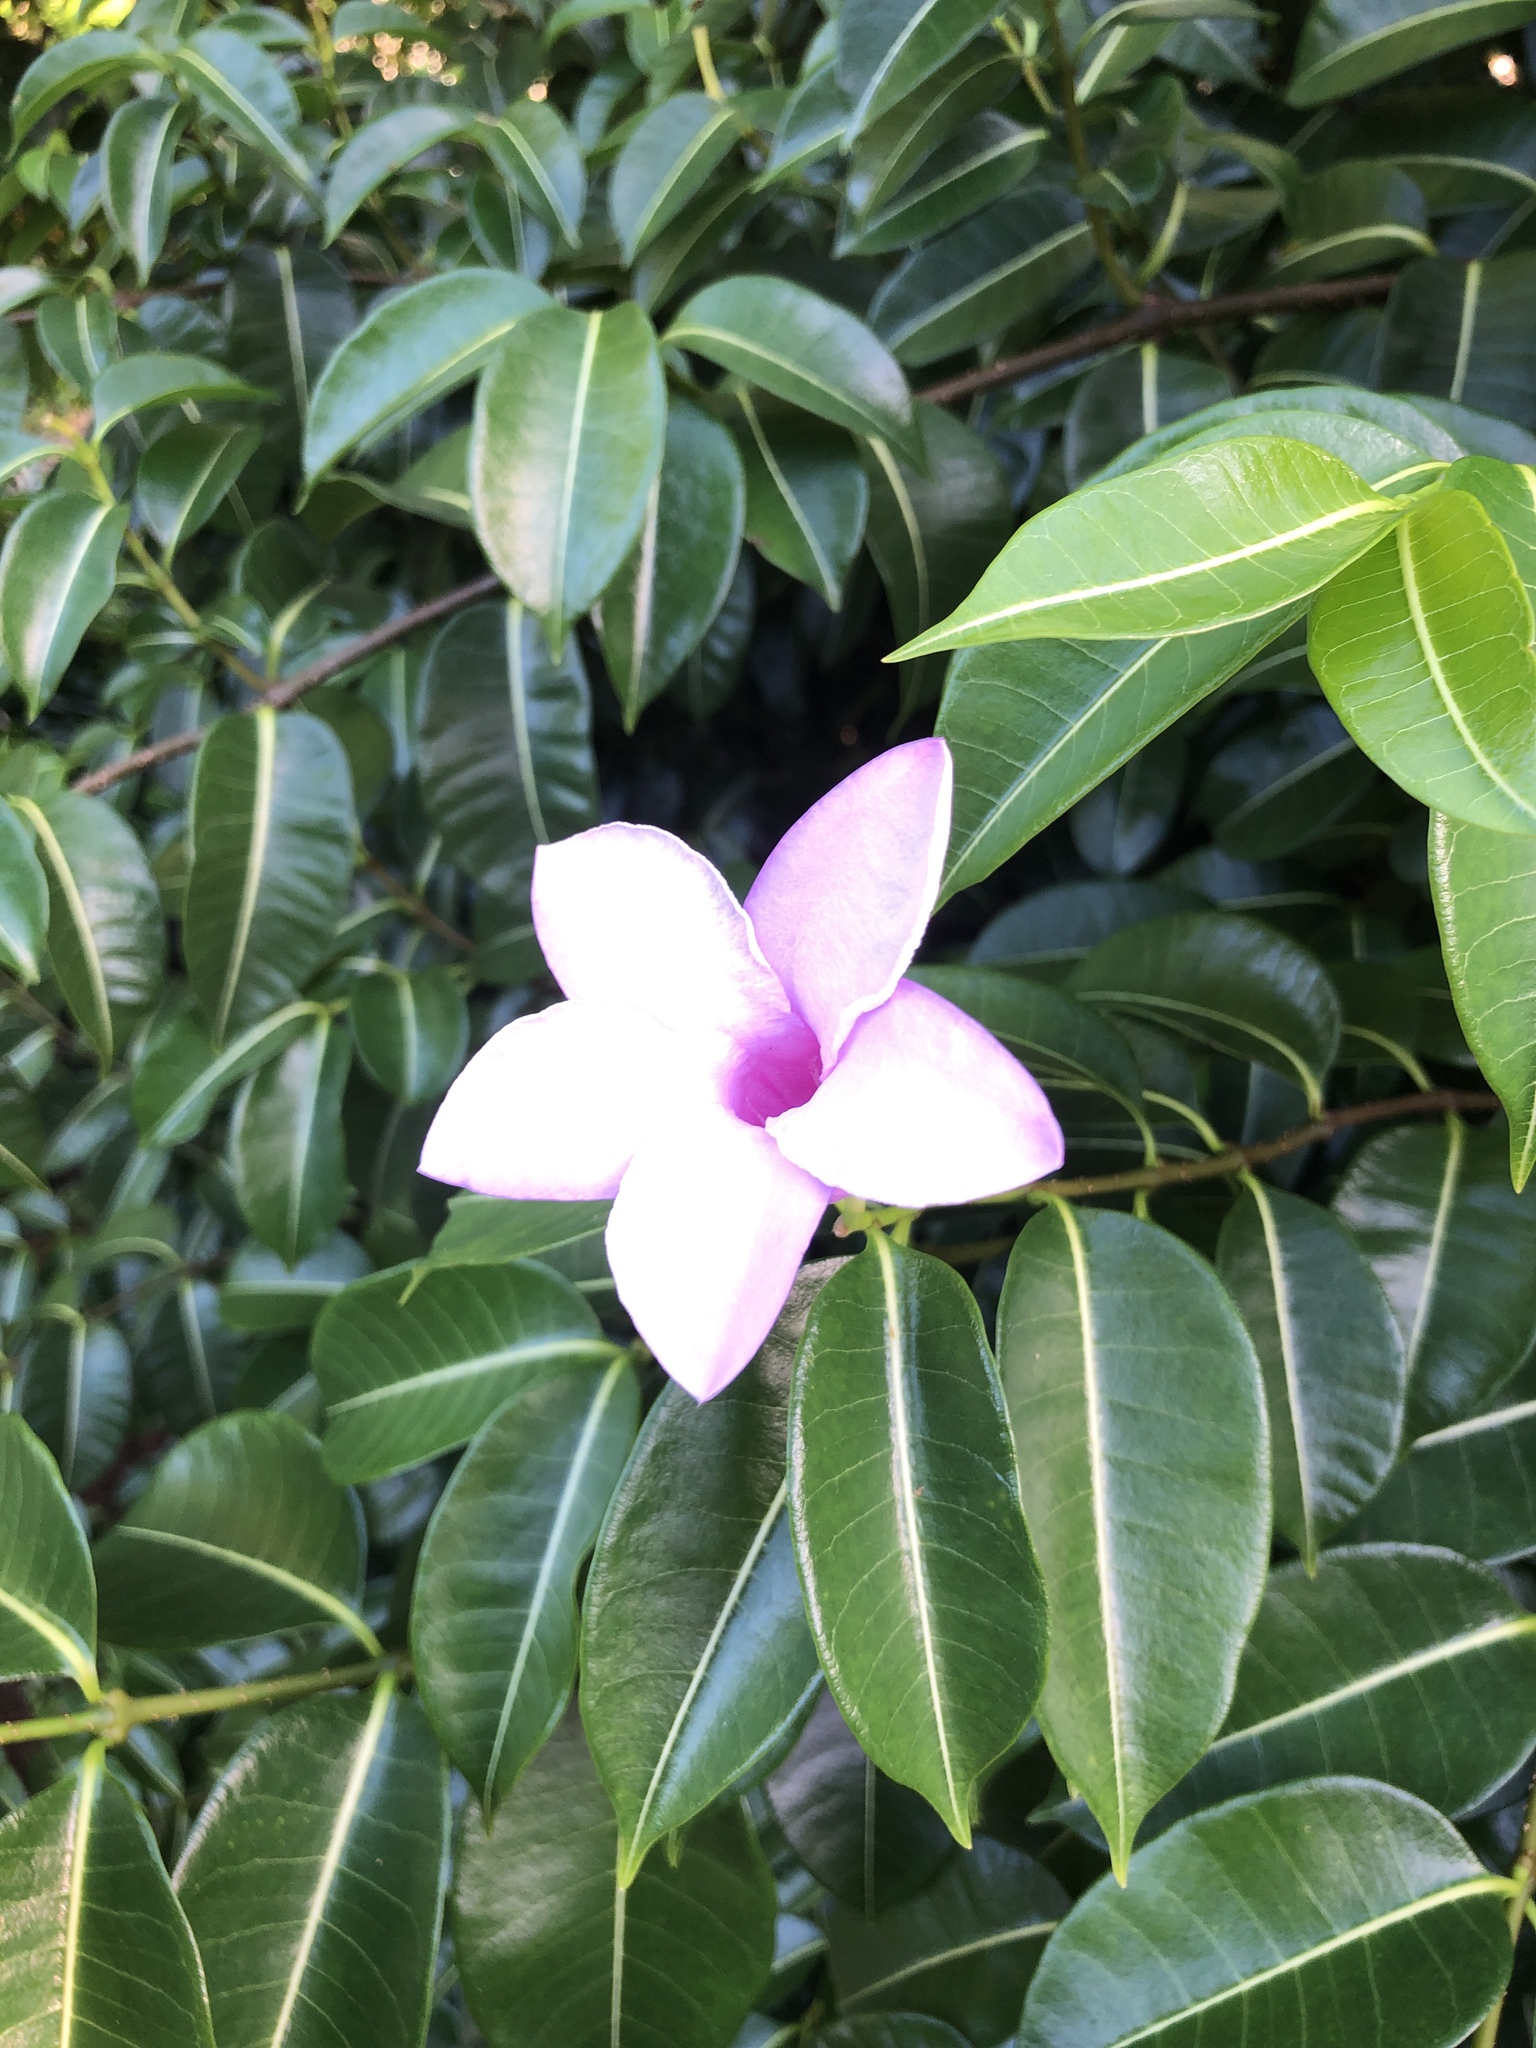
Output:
top-left (420, 739), bottom-right (1063, 1400)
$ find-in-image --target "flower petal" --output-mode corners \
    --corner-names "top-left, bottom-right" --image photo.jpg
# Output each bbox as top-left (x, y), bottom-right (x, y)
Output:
top-left (420, 1000), bottom-right (703, 1201)
top-left (744, 738), bottom-right (951, 1061)
top-left (534, 823), bottom-right (791, 1042)
top-left (606, 1109), bottom-right (829, 1400)
top-left (768, 979), bottom-right (1064, 1207)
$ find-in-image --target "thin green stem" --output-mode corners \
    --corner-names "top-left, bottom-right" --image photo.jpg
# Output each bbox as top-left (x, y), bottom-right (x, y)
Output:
top-left (1475, 1769), bottom-right (1536, 2047)
top-left (1039, 0), bottom-right (1140, 308)
top-left (0, 1657), bottom-right (390, 1749)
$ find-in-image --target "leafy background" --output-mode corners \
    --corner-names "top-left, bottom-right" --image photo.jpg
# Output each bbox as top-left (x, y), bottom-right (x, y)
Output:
top-left (4, 0), bottom-right (1536, 2040)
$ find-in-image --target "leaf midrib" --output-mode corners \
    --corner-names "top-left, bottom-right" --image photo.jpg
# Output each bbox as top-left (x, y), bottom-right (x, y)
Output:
top-left (327, 1336), bottom-right (620, 1411)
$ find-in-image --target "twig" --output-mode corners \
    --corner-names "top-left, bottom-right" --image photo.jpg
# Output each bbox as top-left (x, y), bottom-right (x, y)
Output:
top-left (0, 1657), bottom-right (390, 1748)
top-left (915, 272), bottom-right (1398, 406)
top-left (1474, 1770), bottom-right (1536, 2048)
top-left (359, 852), bottom-right (473, 954)
top-left (1041, 0), bottom-right (1141, 310)
top-left (73, 573), bottom-right (501, 795)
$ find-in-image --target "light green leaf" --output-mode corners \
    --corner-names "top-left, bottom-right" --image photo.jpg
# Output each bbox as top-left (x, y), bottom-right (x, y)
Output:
top-left (184, 708), bottom-right (356, 1047)
top-left (92, 1409), bottom-right (375, 1652)
top-left (936, 612), bottom-right (1298, 900)
top-left (322, 104), bottom-right (468, 243)
top-left (898, 438), bottom-right (1401, 658)
top-left (1069, 909), bottom-right (1341, 1113)
top-left (427, 1193), bottom-right (612, 1270)
top-left (174, 27), bottom-right (318, 197)
top-left (1148, 1543), bottom-right (1536, 1831)
top-left (0, 797), bottom-right (48, 987)
top-left (136, 421), bottom-right (262, 560)
top-left (231, 1010), bottom-right (352, 1267)
top-left (868, 191), bottom-right (1093, 367)
top-left (1309, 486), bottom-right (1536, 835)
top-left (92, 352), bottom-right (267, 442)
top-left (598, 396), bottom-right (745, 731)
top-left (837, 0), bottom-right (999, 142)
top-left (827, 1836), bottom-right (1066, 2045)
top-left (303, 269), bottom-right (548, 484)
top-left (1431, 810), bottom-right (1536, 1187)
top-left (17, 1318), bottom-right (129, 1495)
top-left (1018, 1779), bottom-right (1510, 2046)
top-left (997, 1205), bottom-right (1270, 1878)
top-left (610, 94), bottom-right (740, 263)
top-left (0, 1412), bottom-right (97, 1693)
top-left (670, 274), bottom-right (918, 460)
top-left (1217, 1182), bottom-right (1405, 1569)
top-left (175, 1678), bottom-right (449, 2048)
top-left (735, 395), bottom-right (869, 609)
top-left (0, 493), bottom-right (129, 719)
top-left (480, 100), bottom-right (587, 245)
top-left (413, 1359), bottom-right (637, 1813)
top-left (1289, 0), bottom-right (1536, 104)
top-left (14, 791), bottom-right (163, 1071)
top-left (790, 1240), bottom-right (1047, 1844)
top-left (0, 1747), bottom-right (215, 2048)
top-left (1333, 1116), bottom-right (1536, 1438)
top-left (101, 94), bottom-right (191, 286)
top-left (418, 599), bottom-right (596, 899)
top-left (452, 1712), bottom-right (776, 2048)
top-left (9, 31), bottom-right (153, 147)
top-left (762, 63), bottom-right (848, 183)
top-left (314, 1259), bottom-right (622, 1482)
top-left (583, 1269), bottom-right (827, 1883)
top-left (471, 301), bottom-right (665, 652)
top-left (1094, 385), bottom-right (1461, 483)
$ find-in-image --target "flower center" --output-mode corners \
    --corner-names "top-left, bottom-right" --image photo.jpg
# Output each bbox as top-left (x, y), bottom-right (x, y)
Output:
top-left (727, 1016), bottom-right (822, 1127)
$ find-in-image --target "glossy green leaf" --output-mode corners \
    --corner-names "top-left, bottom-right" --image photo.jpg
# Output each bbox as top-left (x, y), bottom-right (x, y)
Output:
top-left (453, 1712), bottom-right (776, 2048)
top-left (413, 1358), bottom-right (637, 1813)
top-left (18, 1318), bottom-right (130, 1494)
top-left (0, 797), bottom-right (48, 987)
top-left (418, 599), bottom-right (596, 899)
top-left (349, 966), bottom-right (469, 1106)
top-left (101, 94), bottom-right (191, 286)
top-left (0, 1411), bottom-right (96, 1692)
top-left (1376, 253), bottom-right (1536, 431)
top-left (133, 1000), bottom-right (317, 1148)
top-left (815, 2025), bottom-right (971, 2048)
top-left (93, 355), bottom-right (268, 444)
top-left (314, 1258), bottom-right (620, 1481)
top-left (231, 1010), bottom-right (352, 1266)
top-left (9, 30), bottom-right (152, 148)
top-left (0, 1747), bottom-right (215, 2048)
top-left (1149, 1543), bottom-right (1536, 1831)
top-left (1289, 0), bottom-right (1536, 104)
top-left (1095, 386), bottom-right (1460, 482)
top-left (936, 612), bottom-right (1298, 899)
top-left (1431, 810), bottom-right (1536, 1186)
top-left (583, 1268), bottom-right (827, 1883)
top-left (670, 274), bottom-right (917, 460)
top-left (610, 94), bottom-right (739, 263)
top-left (1273, 161), bottom-right (1433, 282)
top-left (303, 269), bottom-right (547, 483)
top-left (845, 43), bottom-right (1016, 219)
top-left (899, 439), bottom-right (1401, 658)
top-left (844, 112), bottom-right (1044, 255)
top-left (1351, 1366), bottom-right (1536, 1560)
top-left (427, 1193), bottom-right (612, 1269)
top-left (175, 1677), bottom-right (449, 2048)
top-left (174, 27), bottom-right (318, 197)
top-left (735, 396), bottom-right (869, 609)
top-left (471, 301), bottom-right (665, 653)
top-left (911, 966), bottom-right (1146, 1125)
top-left (323, 104), bottom-right (468, 243)
top-left (1335, 1116), bottom-right (1536, 1437)
top-left (828, 1837), bottom-right (1067, 2046)
top-left (598, 396), bottom-right (744, 730)
top-left (837, 0), bottom-right (998, 142)
top-left (136, 421), bottom-right (263, 560)
top-left (1018, 1779), bottom-right (1510, 2047)
top-left (1217, 1181), bottom-right (1406, 1568)
top-left (997, 1205), bottom-right (1270, 1878)
top-left (790, 1240), bottom-right (1047, 1844)
top-left (220, 1229), bottom-right (373, 1333)
top-left (868, 191), bottom-right (1094, 367)
top-left (1069, 910), bottom-right (1341, 1113)
top-left (13, 792), bottom-right (163, 1071)
top-left (481, 100), bottom-right (587, 244)
top-left (1310, 486), bottom-right (1536, 835)
top-left (1198, 701), bottom-right (1375, 860)
top-left (184, 708), bottom-right (355, 1047)
top-left (0, 492), bottom-right (129, 718)
top-left (763, 63), bottom-right (848, 182)
top-left (91, 1409), bottom-right (375, 1652)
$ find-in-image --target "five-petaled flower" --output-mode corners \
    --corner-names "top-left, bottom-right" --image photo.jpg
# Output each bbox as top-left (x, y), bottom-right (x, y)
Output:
top-left (420, 738), bottom-right (1064, 1399)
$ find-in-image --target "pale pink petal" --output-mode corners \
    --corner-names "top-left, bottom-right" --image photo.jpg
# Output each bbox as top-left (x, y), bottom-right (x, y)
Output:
top-left (768, 979), bottom-right (1064, 1208)
top-left (533, 824), bottom-right (791, 1043)
top-left (744, 739), bottom-right (952, 1062)
top-left (606, 1109), bottom-right (830, 1400)
top-left (420, 1000), bottom-right (710, 1201)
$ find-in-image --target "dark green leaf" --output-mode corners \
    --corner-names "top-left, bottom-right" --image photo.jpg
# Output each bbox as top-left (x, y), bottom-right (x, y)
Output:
top-left (174, 27), bottom-right (318, 196)
top-left (911, 966), bottom-right (1146, 1124)
top-left (136, 421), bottom-right (263, 560)
top-left (1289, 0), bottom-right (1536, 103)
top-left (844, 113), bottom-right (1045, 256)
top-left (323, 104), bottom-right (468, 243)
top-left (735, 397), bottom-right (868, 609)
top-left (481, 100), bottom-right (587, 245)
top-left (0, 1411), bottom-right (96, 1692)
top-left (610, 94), bottom-right (740, 263)
top-left (219, 1230), bottom-right (372, 1333)
top-left (10, 31), bottom-right (153, 148)
top-left (1376, 254), bottom-right (1536, 430)
top-left (18, 1318), bottom-right (129, 1494)
top-left (350, 966), bottom-right (469, 1106)
top-left (1350, 1363), bottom-right (1536, 1560)
top-left (92, 353), bottom-right (265, 441)
top-left (837, 0), bottom-right (998, 142)
top-left (0, 797), bottom-right (48, 987)
top-left (0, 492), bottom-right (129, 719)
top-left (231, 1010), bottom-right (352, 1266)
top-left (101, 94), bottom-right (191, 286)
top-left (427, 1193), bottom-right (612, 1269)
